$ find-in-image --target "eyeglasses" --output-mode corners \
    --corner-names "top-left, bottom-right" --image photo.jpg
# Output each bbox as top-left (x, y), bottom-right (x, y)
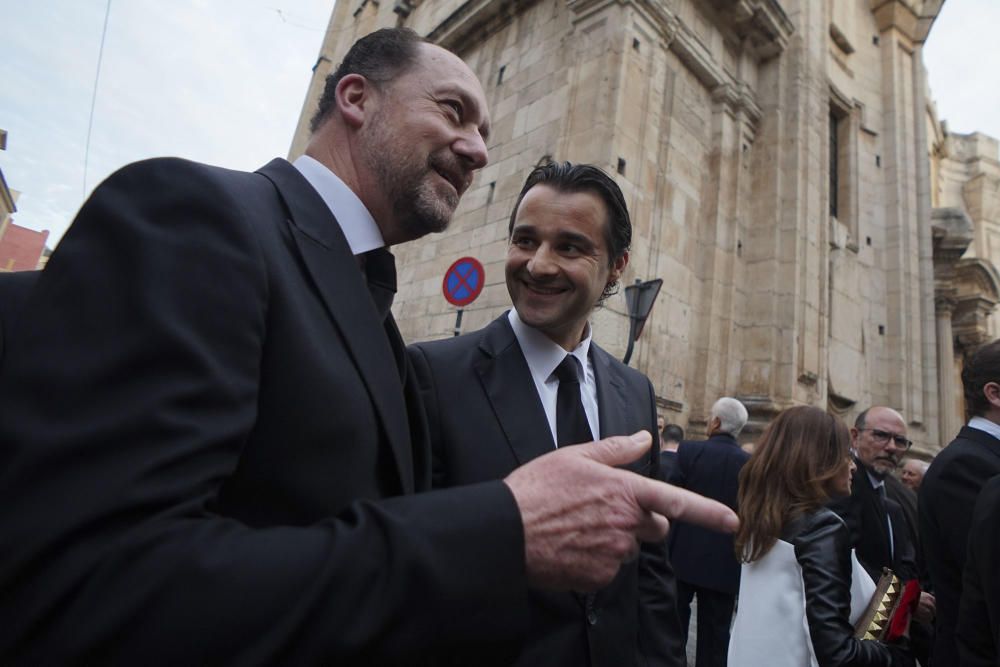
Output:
top-left (859, 428), bottom-right (913, 450)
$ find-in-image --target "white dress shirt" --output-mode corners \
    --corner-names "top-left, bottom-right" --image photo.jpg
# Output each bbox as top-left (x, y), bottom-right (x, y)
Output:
top-left (968, 415), bottom-right (1000, 441)
top-left (508, 309), bottom-right (600, 447)
top-left (292, 155), bottom-right (384, 255)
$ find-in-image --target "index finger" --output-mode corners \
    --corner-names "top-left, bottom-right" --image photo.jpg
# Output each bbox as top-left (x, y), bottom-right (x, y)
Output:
top-left (631, 476), bottom-right (739, 534)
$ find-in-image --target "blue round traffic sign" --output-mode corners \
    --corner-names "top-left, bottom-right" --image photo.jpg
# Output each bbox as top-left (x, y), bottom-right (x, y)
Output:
top-left (442, 257), bottom-right (485, 307)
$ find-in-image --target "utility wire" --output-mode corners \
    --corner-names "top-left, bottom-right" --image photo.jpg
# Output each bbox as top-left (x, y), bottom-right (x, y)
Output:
top-left (83, 0), bottom-right (112, 199)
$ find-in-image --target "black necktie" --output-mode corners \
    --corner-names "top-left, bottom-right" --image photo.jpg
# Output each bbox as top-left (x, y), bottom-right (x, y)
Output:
top-left (361, 248), bottom-right (396, 322)
top-left (554, 355), bottom-right (594, 448)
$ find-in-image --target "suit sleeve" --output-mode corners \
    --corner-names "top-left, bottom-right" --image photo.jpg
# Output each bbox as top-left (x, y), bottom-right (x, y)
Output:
top-left (636, 379), bottom-right (687, 667)
top-left (956, 476), bottom-right (1000, 667)
top-left (0, 160), bottom-right (528, 664)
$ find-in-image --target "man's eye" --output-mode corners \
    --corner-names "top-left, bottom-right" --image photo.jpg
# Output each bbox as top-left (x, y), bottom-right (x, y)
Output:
top-left (443, 100), bottom-right (462, 118)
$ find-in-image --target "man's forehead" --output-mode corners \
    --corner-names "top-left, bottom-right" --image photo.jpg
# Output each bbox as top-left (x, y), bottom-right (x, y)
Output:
top-left (867, 407), bottom-right (906, 431)
top-left (415, 44), bottom-right (491, 130)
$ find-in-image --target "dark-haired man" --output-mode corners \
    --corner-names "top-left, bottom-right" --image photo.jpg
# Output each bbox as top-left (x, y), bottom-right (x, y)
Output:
top-left (659, 422), bottom-right (684, 482)
top-left (0, 29), bottom-right (735, 664)
top-left (409, 162), bottom-right (685, 666)
top-left (921, 339), bottom-right (1000, 667)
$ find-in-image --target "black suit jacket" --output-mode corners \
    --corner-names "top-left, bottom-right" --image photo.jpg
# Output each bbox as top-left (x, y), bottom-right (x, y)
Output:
top-left (0, 269), bottom-right (38, 367)
top-left (957, 474), bottom-right (1000, 667)
top-left (667, 433), bottom-right (749, 595)
top-left (658, 449), bottom-right (678, 484)
top-left (829, 457), bottom-right (918, 582)
top-left (884, 473), bottom-right (918, 544)
top-left (921, 425), bottom-right (1000, 667)
top-left (0, 158), bottom-right (530, 664)
top-left (408, 314), bottom-right (683, 667)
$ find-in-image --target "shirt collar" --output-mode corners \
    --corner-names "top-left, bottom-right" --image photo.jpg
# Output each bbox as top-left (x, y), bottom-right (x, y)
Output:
top-left (865, 468), bottom-right (884, 491)
top-left (292, 154), bottom-right (384, 255)
top-left (508, 309), bottom-right (592, 383)
top-left (968, 416), bottom-right (1000, 441)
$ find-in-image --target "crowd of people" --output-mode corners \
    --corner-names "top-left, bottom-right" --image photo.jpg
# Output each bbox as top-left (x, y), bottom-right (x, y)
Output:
top-left (0, 27), bottom-right (997, 667)
top-left (662, 343), bottom-right (1000, 667)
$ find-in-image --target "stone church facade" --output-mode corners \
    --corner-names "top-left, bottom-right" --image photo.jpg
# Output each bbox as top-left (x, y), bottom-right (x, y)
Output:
top-left (290, 0), bottom-right (999, 456)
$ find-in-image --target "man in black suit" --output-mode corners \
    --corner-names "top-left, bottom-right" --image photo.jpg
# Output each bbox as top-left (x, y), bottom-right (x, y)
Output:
top-left (957, 474), bottom-right (1000, 667)
top-left (659, 422), bottom-right (684, 484)
top-left (409, 162), bottom-right (684, 666)
top-left (829, 406), bottom-right (934, 664)
top-left (0, 29), bottom-right (737, 664)
top-left (668, 397), bottom-right (750, 667)
top-left (921, 339), bottom-right (1000, 667)
top-left (832, 407), bottom-right (921, 581)
top-left (0, 269), bottom-right (37, 367)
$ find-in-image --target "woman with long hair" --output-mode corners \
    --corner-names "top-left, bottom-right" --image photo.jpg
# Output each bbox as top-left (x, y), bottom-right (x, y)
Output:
top-left (727, 406), bottom-right (912, 667)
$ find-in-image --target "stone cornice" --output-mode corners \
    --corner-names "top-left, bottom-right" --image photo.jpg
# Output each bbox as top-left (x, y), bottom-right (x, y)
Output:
top-left (869, 0), bottom-right (943, 43)
top-left (711, 81), bottom-right (762, 126)
top-left (931, 207), bottom-right (974, 268)
top-left (706, 0), bottom-right (794, 59)
top-left (427, 0), bottom-right (543, 51)
top-left (567, 0), bottom-right (765, 129)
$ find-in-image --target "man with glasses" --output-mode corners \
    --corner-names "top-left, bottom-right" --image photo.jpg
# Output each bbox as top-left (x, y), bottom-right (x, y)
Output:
top-left (830, 406), bottom-right (936, 655)
top-left (831, 406), bottom-right (918, 579)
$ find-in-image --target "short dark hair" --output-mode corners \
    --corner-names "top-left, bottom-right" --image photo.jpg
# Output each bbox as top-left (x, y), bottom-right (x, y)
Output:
top-left (854, 408), bottom-right (869, 430)
top-left (507, 161), bottom-right (632, 301)
top-left (309, 28), bottom-right (426, 133)
top-left (663, 424), bottom-right (684, 442)
top-left (963, 339), bottom-right (1000, 418)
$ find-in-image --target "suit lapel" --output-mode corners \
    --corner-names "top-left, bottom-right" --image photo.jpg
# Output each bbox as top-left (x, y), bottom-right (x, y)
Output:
top-left (256, 159), bottom-right (414, 492)
top-left (590, 343), bottom-right (629, 439)
top-left (475, 315), bottom-right (555, 465)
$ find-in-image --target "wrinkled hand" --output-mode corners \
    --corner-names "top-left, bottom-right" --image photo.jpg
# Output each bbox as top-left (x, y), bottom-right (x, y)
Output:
top-left (504, 431), bottom-right (739, 592)
top-left (914, 591), bottom-right (935, 624)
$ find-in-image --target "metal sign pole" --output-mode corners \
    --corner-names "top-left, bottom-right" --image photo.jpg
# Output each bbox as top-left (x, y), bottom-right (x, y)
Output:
top-left (453, 308), bottom-right (464, 337)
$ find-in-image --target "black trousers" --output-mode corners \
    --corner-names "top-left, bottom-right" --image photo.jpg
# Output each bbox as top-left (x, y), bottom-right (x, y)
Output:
top-left (676, 579), bottom-right (736, 667)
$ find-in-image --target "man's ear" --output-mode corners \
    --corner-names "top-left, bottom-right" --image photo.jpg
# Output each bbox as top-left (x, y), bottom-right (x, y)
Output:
top-left (611, 250), bottom-right (628, 283)
top-left (336, 73), bottom-right (376, 129)
top-left (984, 381), bottom-right (1000, 409)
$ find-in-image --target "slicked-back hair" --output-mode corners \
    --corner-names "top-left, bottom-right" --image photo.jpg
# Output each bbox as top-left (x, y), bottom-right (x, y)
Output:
top-left (309, 28), bottom-right (426, 134)
top-left (663, 424), bottom-right (684, 443)
top-left (962, 338), bottom-right (1000, 418)
top-left (507, 161), bottom-right (632, 301)
top-left (734, 406), bottom-right (851, 563)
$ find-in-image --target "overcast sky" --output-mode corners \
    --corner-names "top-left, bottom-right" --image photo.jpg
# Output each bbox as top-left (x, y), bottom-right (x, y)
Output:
top-left (1, 0), bottom-right (998, 247)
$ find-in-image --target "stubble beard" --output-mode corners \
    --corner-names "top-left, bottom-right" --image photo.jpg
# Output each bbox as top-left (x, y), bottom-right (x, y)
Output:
top-left (362, 122), bottom-right (458, 242)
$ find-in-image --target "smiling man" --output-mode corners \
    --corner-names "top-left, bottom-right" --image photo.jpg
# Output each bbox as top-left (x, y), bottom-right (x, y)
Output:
top-left (408, 161), bottom-right (685, 667)
top-left (0, 31), bottom-right (737, 665)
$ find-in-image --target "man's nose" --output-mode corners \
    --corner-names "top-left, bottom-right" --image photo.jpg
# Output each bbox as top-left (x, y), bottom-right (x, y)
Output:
top-left (455, 128), bottom-right (488, 170)
top-left (527, 245), bottom-right (558, 276)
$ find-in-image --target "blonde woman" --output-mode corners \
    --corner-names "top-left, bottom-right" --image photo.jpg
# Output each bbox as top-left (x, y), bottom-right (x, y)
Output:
top-left (727, 406), bottom-right (912, 667)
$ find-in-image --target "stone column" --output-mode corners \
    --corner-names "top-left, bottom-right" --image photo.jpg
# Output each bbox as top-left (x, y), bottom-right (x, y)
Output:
top-left (934, 296), bottom-right (958, 446)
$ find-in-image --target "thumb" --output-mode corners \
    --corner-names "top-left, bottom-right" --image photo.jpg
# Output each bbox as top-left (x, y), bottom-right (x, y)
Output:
top-left (577, 431), bottom-right (652, 467)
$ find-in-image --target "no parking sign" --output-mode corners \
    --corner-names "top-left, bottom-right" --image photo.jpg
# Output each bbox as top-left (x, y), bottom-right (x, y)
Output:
top-left (442, 257), bottom-right (484, 307)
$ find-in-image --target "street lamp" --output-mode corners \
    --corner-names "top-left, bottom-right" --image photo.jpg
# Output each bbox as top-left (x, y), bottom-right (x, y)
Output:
top-left (623, 278), bottom-right (663, 366)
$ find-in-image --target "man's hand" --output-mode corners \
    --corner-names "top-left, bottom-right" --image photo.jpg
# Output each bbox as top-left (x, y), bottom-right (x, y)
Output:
top-left (914, 591), bottom-right (936, 624)
top-left (504, 431), bottom-right (739, 592)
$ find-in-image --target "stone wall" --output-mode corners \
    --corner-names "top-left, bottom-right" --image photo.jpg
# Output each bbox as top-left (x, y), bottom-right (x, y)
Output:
top-left (289, 0), bottom-right (978, 453)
